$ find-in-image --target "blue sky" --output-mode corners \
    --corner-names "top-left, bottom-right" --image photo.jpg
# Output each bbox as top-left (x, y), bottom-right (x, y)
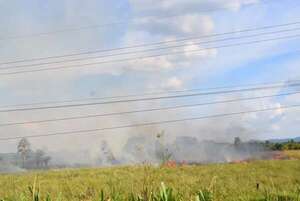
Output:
top-left (0, 0), bottom-right (300, 155)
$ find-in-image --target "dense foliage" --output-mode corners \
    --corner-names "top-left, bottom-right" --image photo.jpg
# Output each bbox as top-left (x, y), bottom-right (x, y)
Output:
top-left (265, 140), bottom-right (300, 150)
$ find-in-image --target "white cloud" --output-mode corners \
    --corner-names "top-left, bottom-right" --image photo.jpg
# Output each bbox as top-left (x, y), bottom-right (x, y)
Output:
top-left (163, 77), bottom-right (183, 89)
top-left (134, 14), bottom-right (214, 36)
top-left (129, 0), bottom-right (260, 14)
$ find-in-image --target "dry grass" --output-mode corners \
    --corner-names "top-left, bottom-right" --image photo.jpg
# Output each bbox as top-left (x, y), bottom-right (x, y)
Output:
top-left (284, 150), bottom-right (300, 160)
top-left (0, 154), bottom-right (300, 201)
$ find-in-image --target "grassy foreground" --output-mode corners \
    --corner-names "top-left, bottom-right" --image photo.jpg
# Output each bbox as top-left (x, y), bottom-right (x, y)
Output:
top-left (0, 159), bottom-right (300, 201)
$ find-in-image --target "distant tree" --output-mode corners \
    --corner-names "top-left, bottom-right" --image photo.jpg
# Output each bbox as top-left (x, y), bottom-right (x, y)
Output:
top-left (43, 156), bottom-right (51, 168)
top-left (234, 137), bottom-right (242, 146)
top-left (17, 138), bottom-right (31, 168)
top-left (155, 131), bottom-right (172, 164)
top-left (283, 141), bottom-right (300, 150)
top-left (265, 140), bottom-right (300, 151)
top-left (35, 149), bottom-right (45, 168)
top-left (274, 143), bottom-right (283, 150)
top-left (100, 141), bottom-right (116, 165)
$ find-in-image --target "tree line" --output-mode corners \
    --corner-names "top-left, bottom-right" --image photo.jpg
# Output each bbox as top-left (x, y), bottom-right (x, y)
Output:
top-left (264, 140), bottom-right (300, 151)
top-left (17, 138), bottom-right (51, 169)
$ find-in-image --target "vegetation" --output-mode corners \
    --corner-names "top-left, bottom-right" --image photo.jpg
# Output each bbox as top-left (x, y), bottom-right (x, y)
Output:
top-left (284, 150), bottom-right (300, 160)
top-left (155, 131), bottom-right (173, 165)
top-left (265, 140), bottom-right (300, 151)
top-left (1, 138), bottom-right (51, 170)
top-left (5, 136), bottom-right (300, 171)
top-left (0, 158), bottom-right (300, 201)
top-left (17, 138), bottom-right (31, 168)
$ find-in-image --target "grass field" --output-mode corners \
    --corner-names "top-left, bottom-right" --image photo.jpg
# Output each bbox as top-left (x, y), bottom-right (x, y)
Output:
top-left (0, 156), bottom-right (300, 201)
top-left (285, 150), bottom-right (300, 160)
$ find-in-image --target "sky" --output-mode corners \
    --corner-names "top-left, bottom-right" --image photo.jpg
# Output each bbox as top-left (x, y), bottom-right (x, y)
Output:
top-left (0, 0), bottom-right (300, 158)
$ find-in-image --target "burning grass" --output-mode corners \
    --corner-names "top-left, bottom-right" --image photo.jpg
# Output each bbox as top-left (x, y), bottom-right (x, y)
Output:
top-left (0, 155), bottom-right (300, 201)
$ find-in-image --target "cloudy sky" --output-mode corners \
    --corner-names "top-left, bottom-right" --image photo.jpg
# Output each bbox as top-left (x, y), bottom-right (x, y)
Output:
top-left (0, 0), bottom-right (300, 156)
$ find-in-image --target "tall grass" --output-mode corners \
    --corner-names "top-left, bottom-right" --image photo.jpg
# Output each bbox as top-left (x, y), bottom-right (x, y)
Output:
top-left (1, 159), bottom-right (300, 201)
top-left (1, 180), bottom-right (299, 201)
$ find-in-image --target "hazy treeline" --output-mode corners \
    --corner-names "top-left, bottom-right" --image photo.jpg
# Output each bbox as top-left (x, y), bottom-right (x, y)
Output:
top-left (120, 134), bottom-right (267, 164)
top-left (1, 132), bottom-right (298, 172)
top-left (265, 140), bottom-right (300, 151)
top-left (0, 138), bottom-right (51, 171)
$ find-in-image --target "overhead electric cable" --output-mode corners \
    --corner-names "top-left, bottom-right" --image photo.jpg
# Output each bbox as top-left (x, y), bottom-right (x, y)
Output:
top-left (1, 34), bottom-right (300, 76)
top-left (0, 83), bottom-right (298, 113)
top-left (0, 79), bottom-right (297, 109)
top-left (0, 0), bottom-right (279, 42)
top-left (1, 20), bottom-right (300, 66)
top-left (0, 90), bottom-right (298, 127)
top-left (0, 104), bottom-right (299, 141)
top-left (1, 27), bottom-right (300, 70)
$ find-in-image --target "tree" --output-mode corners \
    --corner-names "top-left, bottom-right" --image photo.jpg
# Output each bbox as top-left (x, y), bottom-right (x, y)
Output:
top-left (155, 131), bottom-right (172, 164)
top-left (35, 149), bottom-right (45, 168)
top-left (17, 138), bottom-right (31, 168)
top-left (234, 137), bottom-right (242, 146)
top-left (43, 156), bottom-right (51, 168)
top-left (100, 140), bottom-right (117, 165)
top-left (273, 143), bottom-right (283, 150)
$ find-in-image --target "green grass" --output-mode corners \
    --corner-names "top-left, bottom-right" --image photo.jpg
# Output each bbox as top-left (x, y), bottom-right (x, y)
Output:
top-left (0, 159), bottom-right (300, 201)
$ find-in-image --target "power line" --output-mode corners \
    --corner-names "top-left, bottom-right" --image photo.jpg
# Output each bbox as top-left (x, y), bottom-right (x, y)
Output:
top-left (0, 90), bottom-right (298, 127)
top-left (0, 0), bottom-right (278, 43)
top-left (0, 83), bottom-right (298, 113)
top-left (1, 34), bottom-right (300, 76)
top-left (1, 103), bottom-right (299, 141)
top-left (1, 79), bottom-right (297, 109)
top-left (2, 20), bottom-right (300, 66)
top-left (2, 27), bottom-right (300, 71)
